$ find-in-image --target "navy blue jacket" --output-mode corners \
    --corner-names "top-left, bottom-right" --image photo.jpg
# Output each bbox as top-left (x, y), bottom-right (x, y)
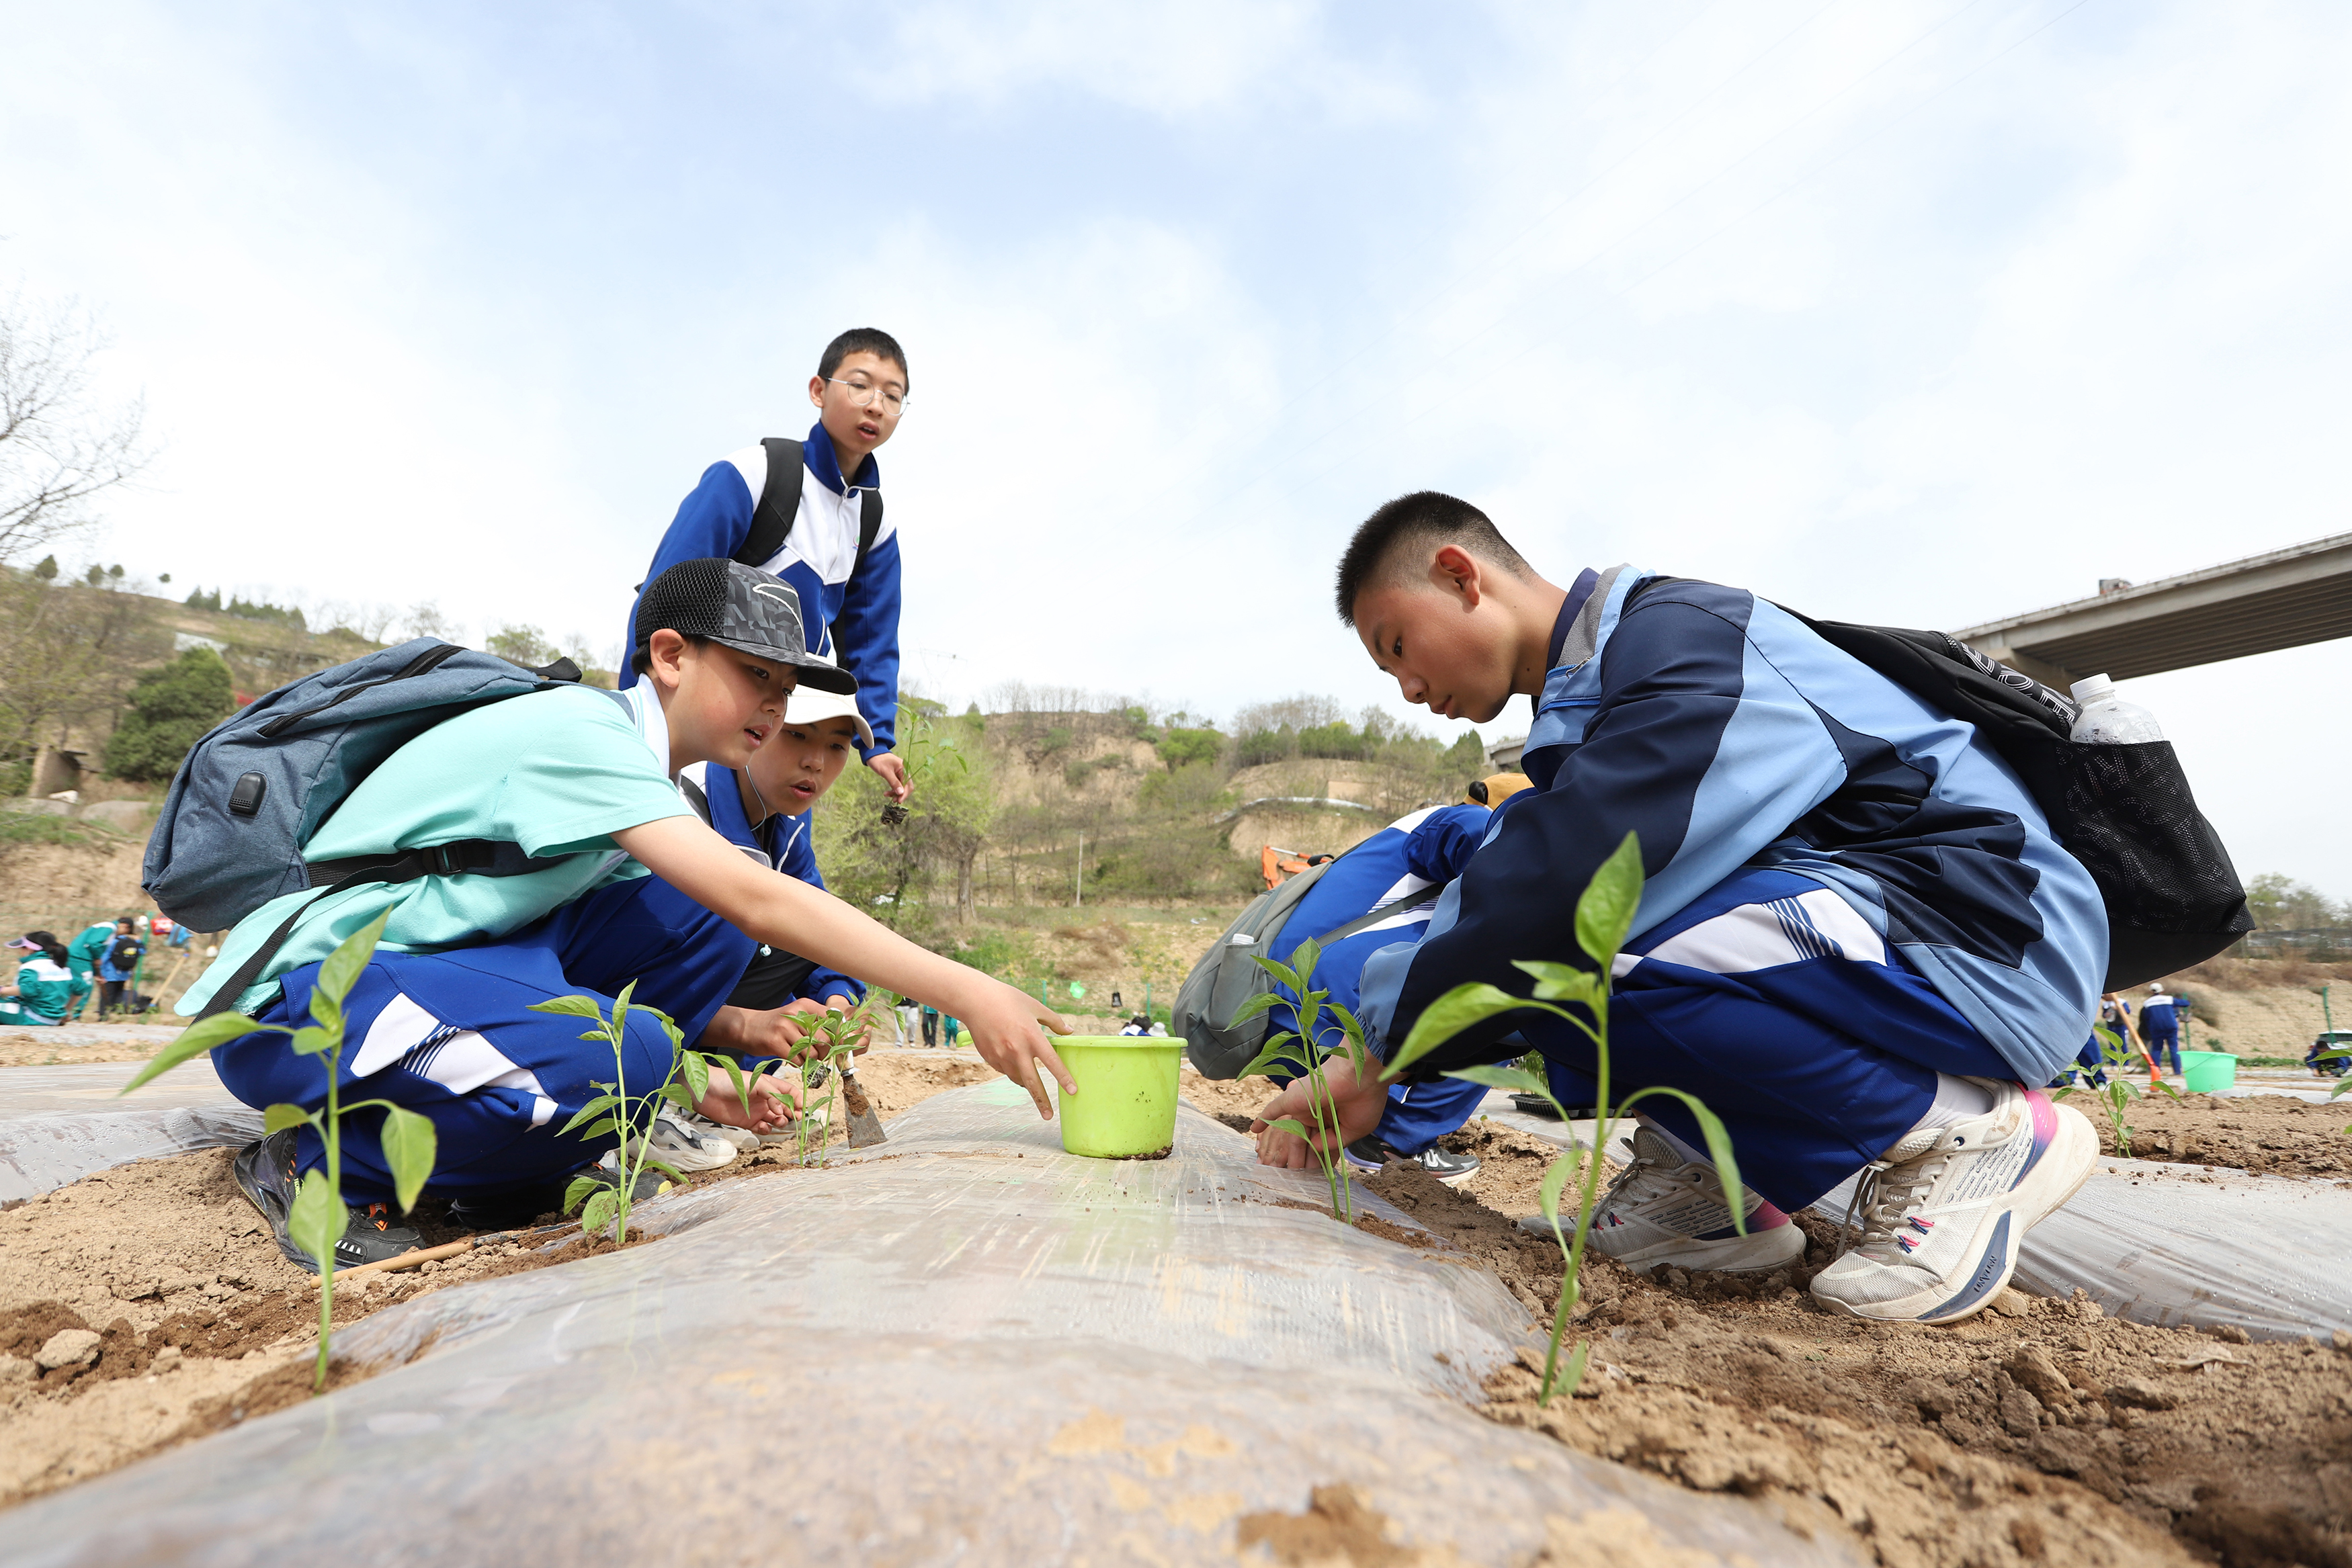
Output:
top-left (623, 423), bottom-right (901, 758)
top-left (1360, 568), bottom-right (2106, 1086)
top-left (682, 761), bottom-right (865, 1007)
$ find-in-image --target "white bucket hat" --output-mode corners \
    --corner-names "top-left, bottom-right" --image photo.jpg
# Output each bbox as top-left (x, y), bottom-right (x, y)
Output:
top-left (784, 678), bottom-right (875, 749)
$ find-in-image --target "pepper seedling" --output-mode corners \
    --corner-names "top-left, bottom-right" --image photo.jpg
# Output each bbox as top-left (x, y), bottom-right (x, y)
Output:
top-left (2052, 1022), bottom-right (2179, 1158)
top-left (1380, 832), bottom-right (1742, 1406)
top-left (120, 910), bottom-right (437, 1393)
top-left (1230, 936), bottom-right (1375, 1225)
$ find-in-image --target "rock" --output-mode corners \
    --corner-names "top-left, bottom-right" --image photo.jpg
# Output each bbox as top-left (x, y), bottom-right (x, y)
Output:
top-left (2334, 1330), bottom-right (2352, 1358)
top-left (152, 1346), bottom-right (182, 1373)
top-left (2004, 1346), bottom-right (2074, 1406)
top-left (2106, 1379), bottom-right (2179, 1411)
top-left (34, 1327), bottom-right (101, 1370)
top-left (1987, 1286), bottom-right (2035, 1317)
top-left (1, 797), bottom-right (71, 817)
top-left (2210, 1323), bottom-right (2251, 1345)
top-left (0, 1355), bottom-right (32, 1385)
top-left (1998, 1383), bottom-right (2045, 1439)
top-left (1901, 1377), bottom-right (1959, 1418)
top-left (2027, 1432), bottom-right (2087, 1475)
top-left (80, 799), bottom-right (153, 832)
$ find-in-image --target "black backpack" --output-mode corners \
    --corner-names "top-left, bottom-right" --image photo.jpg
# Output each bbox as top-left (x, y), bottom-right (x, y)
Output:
top-left (107, 936), bottom-right (144, 971)
top-left (1781, 606), bottom-right (2251, 991)
top-left (734, 437), bottom-right (884, 588)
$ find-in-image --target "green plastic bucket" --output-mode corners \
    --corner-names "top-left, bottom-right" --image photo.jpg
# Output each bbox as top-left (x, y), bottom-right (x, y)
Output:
top-left (2180, 1049), bottom-right (2238, 1093)
top-left (1056, 1036), bottom-right (1182, 1159)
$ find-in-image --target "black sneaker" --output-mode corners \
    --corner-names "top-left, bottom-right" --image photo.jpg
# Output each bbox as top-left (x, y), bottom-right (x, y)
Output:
top-left (1341, 1135), bottom-right (1481, 1184)
top-left (233, 1131), bottom-right (425, 1274)
top-left (446, 1163), bottom-right (669, 1234)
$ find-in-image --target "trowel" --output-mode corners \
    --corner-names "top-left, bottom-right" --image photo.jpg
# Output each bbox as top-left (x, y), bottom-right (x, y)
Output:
top-left (838, 1061), bottom-right (888, 1147)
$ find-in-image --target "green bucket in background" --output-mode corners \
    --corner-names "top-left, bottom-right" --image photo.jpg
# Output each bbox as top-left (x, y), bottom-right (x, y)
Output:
top-left (2181, 1049), bottom-right (2238, 1093)
top-left (1056, 1036), bottom-right (1181, 1159)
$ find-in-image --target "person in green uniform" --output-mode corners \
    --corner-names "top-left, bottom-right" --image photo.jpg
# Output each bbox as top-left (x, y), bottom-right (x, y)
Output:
top-left (1, 932), bottom-right (90, 1027)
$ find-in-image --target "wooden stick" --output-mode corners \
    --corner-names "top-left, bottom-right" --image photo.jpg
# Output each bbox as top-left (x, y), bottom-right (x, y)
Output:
top-left (305, 1221), bottom-right (574, 1287)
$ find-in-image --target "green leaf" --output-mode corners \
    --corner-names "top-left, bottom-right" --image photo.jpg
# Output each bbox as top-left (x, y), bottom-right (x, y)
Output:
top-left (1574, 830), bottom-right (1644, 966)
top-left (1288, 937), bottom-right (1322, 995)
top-left (1513, 959), bottom-right (1604, 1010)
top-left (678, 1048), bottom-right (710, 1102)
top-left (307, 985), bottom-right (343, 1036)
top-left (314, 909), bottom-right (392, 1011)
top-left (1236, 1035), bottom-right (1311, 1081)
top-left (378, 1106), bottom-right (437, 1212)
top-left (119, 1014), bottom-right (265, 1095)
top-left (1266, 1117), bottom-right (1312, 1141)
top-left (1441, 1063), bottom-right (1548, 1097)
top-left (529, 995), bottom-right (607, 1019)
top-left (707, 1053), bottom-right (752, 1113)
top-left (289, 1025), bottom-right (337, 1057)
top-left (570, 1117), bottom-right (622, 1143)
top-left (1538, 1151), bottom-right (1577, 1226)
top-left (562, 1175), bottom-right (601, 1215)
top-left (1620, 1087), bottom-right (1746, 1235)
top-left (642, 1156), bottom-right (682, 1184)
top-left (1249, 955), bottom-right (1301, 993)
top-left (1544, 1338), bottom-right (1591, 1405)
top-left (657, 1082), bottom-right (696, 1113)
top-left (579, 1188), bottom-right (620, 1235)
top-left (1386, 984), bottom-right (1541, 1080)
top-left (286, 1170), bottom-right (345, 1273)
top-left (1225, 990), bottom-right (1284, 1029)
top-left (558, 1094), bottom-right (620, 1135)
top-left (610, 978), bottom-right (638, 1043)
top-left (262, 1102), bottom-right (313, 1135)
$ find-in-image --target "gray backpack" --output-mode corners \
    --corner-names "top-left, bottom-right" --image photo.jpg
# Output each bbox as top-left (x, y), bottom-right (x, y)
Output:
top-left (1175, 848), bottom-right (1415, 1079)
top-left (142, 638), bottom-right (612, 1016)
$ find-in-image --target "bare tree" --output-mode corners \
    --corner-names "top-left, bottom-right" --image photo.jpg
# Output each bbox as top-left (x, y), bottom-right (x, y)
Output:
top-left (403, 601), bottom-right (458, 642)
top-left (0, 290), bottom-right (152, 564)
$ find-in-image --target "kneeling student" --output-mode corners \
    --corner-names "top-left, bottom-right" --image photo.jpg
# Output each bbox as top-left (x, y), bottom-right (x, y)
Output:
top-left (1257, 777), bottom-right (1538, 1185)
top-left (183, 559), bottom-right (1070, 1270)
top-left (1256, 493), bottom-right (2101, 1324)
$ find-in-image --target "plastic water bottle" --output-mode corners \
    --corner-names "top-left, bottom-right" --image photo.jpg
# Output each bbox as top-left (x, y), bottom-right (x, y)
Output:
top-left (2067, 674), bottom-right (2164, 744)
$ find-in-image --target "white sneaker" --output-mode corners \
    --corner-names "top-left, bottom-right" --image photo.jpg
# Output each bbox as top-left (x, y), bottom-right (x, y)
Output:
top-left (627, 1108), bottom-right (739, 1174)
top-left (680, 1111), bottom-right (759, 1153)
top-left (1581, 1125), bottom-right (1808, 1274)
top-left (1811, 1079), bottom-right (2095, 1325)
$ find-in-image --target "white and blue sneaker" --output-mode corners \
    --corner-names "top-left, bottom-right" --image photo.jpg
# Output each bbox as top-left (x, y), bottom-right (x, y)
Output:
top-left (1578, 1125), bottom-right (1808, 1274)
top-left (1811, 1078), bottom-right (2095, 1325)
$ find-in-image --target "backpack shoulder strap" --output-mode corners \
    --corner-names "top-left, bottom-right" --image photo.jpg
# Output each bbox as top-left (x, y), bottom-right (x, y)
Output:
top-left (852, 487), bottom-right (884, 579)
top-left (735, 437), bottom-right (806, 568)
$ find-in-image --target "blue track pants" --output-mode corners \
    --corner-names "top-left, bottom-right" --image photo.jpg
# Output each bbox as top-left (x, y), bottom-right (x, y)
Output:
top-left (215, 874), bottom-right (755, 1205)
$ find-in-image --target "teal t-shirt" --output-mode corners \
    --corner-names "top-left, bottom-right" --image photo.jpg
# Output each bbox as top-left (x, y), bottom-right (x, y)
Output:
top-left (67, 922), bottom-right (114, 969)
top-left (180, 685), bottom-right (696, 1016)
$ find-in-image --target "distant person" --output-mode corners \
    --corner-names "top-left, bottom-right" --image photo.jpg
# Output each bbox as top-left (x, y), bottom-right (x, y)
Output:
top-left (2308, 1036), bottom-right (2348, 1079)
top-left (1, 932), bottom-right (87, 1029)
top-left (63, 918), bottom-right (118, 1019)
top-left (943, 1013), bottom-right (962, 1049)
top-left (1119, 1014), bottom-right (1150, 1036)
top-left (2141, 984), bottom-right (2182, 1074)
top-left (95, 918), bottom-right (144, 1018)
top-left (624, 328), bottom-right (913, 806)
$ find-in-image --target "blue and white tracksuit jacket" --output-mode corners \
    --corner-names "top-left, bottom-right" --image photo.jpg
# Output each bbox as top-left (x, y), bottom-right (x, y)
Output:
top-left (1357, 568), bottom-right (2107, 1202)
top-left (681, 760), bottom-right (865, 1008)
top-left (622, 423), bottom-right (901, 759)
top-left (1266, 804), bottom-right (1497, 1154)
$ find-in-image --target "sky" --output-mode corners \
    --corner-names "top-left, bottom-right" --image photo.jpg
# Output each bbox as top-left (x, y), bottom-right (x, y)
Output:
top-left (2, 0), bottom-right (2347, 896)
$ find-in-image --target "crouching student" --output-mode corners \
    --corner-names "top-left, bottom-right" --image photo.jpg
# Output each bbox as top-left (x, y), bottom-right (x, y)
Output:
top-left (1255, 493), bottom-right (2101, 1324)
top-left (1, 932), bottom-right (89, 1027)
top-left (646, 677), bottom-right (880, 1164)
top-left (182, 559), bottom-right (1071, 1271)
top-left (1257, 777), bottom-right (1539, 1185)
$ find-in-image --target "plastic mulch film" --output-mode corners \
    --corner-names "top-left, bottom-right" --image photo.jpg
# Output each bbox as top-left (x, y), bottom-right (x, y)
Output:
top-left (1812, 1158), bottom-right (2352, 1343)
top-left (9, 1082), bottom-right (1859, 1568)
top-left (0, 1061), bottom-right (257, 1205)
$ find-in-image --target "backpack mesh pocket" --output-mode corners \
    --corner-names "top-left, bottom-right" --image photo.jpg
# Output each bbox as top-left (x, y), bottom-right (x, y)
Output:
top-left (2054, 740), bottom-right (2246, 934)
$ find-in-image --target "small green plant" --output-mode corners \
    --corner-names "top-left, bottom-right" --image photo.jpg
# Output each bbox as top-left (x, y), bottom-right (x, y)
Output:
top-left (120, 911), bottom-right (437, 1391)
top-left (1230, 934), bottom-right (1376, 1225)
top-left (530, 981), bottom-right (755, 1242)
top-left (1380, 832), bottom-right (1742, 1406)
top-left (2052, 1023), bottom-right (2178, 1157)
top-left (763, 1004), bottom-right (868, 1167)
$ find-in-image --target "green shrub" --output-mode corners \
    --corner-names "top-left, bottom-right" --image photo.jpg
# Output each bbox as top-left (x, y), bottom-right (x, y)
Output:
top-left (104, 647), bottom-right (235, 782)
top-left (1154, 726), bottom-right (1222, 771)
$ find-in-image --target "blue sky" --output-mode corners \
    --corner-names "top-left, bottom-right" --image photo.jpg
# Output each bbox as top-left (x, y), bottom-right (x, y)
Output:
top-left (4, 0), bottom-right (2348, 896)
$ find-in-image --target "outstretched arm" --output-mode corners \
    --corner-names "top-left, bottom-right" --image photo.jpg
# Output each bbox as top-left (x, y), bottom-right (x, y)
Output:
top-left (615, 814), bottom-right (1074, 1117)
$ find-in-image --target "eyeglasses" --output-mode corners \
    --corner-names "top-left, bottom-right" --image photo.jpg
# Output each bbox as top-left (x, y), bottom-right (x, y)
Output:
top-left (827, 377), bottom-right (909, 416)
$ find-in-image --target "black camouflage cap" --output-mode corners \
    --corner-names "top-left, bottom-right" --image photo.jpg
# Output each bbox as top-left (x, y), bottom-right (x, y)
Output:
top-left (634, 559), bottom-right (858, 695)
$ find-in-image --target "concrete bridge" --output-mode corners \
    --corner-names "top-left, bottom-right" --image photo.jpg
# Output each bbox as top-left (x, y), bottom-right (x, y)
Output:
top-left (1482, 531), bottom-right (2350, 768)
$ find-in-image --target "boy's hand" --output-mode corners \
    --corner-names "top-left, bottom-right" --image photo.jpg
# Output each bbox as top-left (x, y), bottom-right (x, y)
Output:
top-left (867, 753), bottom-right (910, 803)
top-left (961, 984), bottom-right (1075, 1120)
top-left (706, 1004), bottom-right (815, 1066)
top-left (1253, 1057), bottom-right (1388, 1169)
top-left (694, 1070), bottom-right (800, 1134)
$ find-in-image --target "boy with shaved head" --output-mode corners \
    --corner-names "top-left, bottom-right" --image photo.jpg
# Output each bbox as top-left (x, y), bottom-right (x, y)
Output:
top-left (1253, 492), bottom-right (2103, 1325)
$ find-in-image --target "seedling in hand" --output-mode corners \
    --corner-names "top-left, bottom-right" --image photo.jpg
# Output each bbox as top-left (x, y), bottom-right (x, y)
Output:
top-left (1380, 832), bottom-right (1743, 1406)
top-left (1231, 937), bottom-right (1376, 1225)
top-left (120, 911), bottom-right (437, 1392)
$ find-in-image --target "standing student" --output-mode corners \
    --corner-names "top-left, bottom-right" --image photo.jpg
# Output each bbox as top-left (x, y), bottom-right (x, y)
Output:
top-left (95, 918), bottom-right (144, 1018)
top-left (2141, 984), bottom-right (2183, 1074)
top-left (1, 932), bottom-right (88, 1027)
top-left (185, 559), bottom-right (1072, 1271)
top-left (63, 918), bottom-right (116, 1019)
top-left (625, 329), bottom-right (913, 804)
top-left (1255, 492), bottom-right (2101, 1323)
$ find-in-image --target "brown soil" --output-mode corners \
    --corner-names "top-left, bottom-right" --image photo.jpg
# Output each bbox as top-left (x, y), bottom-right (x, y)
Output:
top-left (0, 1047), bottom-right (997, 1512)
top-left (2077, 1091), bottom-right (2352, 1177)
top-left (0, 1025), bottom-right (181, 1066)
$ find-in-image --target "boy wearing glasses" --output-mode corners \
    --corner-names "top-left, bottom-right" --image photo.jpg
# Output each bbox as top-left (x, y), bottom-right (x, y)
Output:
top-left (626, 328), bottom-right (913, 803)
